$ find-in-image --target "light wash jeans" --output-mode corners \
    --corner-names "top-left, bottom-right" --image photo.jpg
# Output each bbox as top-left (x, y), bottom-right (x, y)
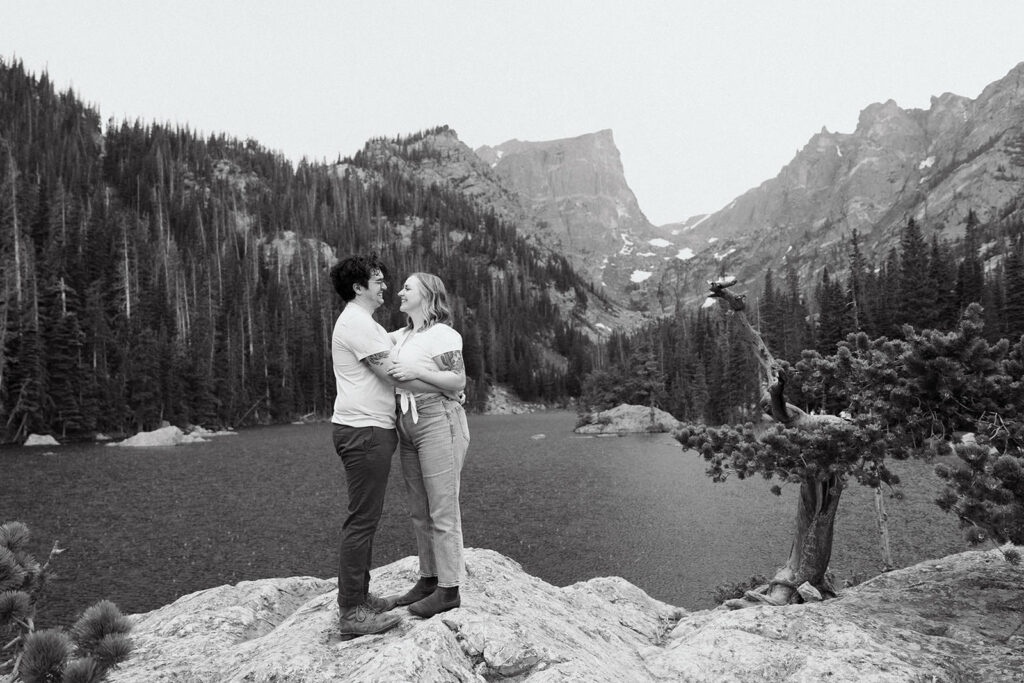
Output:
top-left (397, 394), bottom-right (470, 587)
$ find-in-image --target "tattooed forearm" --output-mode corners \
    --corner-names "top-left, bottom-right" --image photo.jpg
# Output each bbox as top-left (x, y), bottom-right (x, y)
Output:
top-left (362, 351), bottom-right (389, 367)
top-left (434, 350), bottom-right (465, 374)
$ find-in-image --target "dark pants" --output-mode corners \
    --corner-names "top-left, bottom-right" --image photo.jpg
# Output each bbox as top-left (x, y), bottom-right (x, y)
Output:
top-left (333, 424), bottom-right (398, 609)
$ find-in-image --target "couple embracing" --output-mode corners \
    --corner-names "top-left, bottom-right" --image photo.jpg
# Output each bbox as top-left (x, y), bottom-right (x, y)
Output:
top-left (328, 254), bottom-right (471, 640)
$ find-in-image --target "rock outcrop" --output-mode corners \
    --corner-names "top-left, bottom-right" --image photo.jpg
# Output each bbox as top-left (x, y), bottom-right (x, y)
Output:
top-left (574, 403), bottom-right (681, 435)
top-left (478, 130), bottom-right (677, 312)
top-left (482, 384), bottom-right (545, 415)
top-left (108, 547), bottom-right (1023, 682)
top-left (350, 126), bottom-right (526, 224)
top-left (22, 433), bottom-right (60, 446)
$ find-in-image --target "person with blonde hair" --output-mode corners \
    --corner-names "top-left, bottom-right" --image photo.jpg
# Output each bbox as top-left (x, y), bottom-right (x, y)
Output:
top-left (384, 272), bottom-right (470, 618)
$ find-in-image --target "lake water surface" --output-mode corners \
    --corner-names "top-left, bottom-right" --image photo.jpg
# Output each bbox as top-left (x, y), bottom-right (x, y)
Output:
top-left (2, 411), bottom-right (963, 628)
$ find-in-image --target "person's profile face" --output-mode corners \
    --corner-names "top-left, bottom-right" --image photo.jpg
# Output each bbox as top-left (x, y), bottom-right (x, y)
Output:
top-left (356, 269), bottom-right (387, 308)
top-left (398, 276), bottom-right (425, 315)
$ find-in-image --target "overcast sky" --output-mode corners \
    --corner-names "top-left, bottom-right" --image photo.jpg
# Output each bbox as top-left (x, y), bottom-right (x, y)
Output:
top-left (3, 1), bottom-right (1023, 225)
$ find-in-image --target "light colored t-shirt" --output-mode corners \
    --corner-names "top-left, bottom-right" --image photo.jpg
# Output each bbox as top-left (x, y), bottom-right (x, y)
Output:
top-left (331, 304), bottom-right (396, 429)
top-left (389, 323), bottom-right (462, 399)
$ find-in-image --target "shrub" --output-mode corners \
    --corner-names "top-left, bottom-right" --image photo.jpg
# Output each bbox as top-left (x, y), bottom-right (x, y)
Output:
top-left (0, 521), bottom-right (133, 682)
top-left (712, 574), bottom-right (768, 604)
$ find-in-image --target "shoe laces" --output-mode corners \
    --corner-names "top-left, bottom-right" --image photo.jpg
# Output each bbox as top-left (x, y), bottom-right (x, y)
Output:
top-left (343, 603), bottom-right (372, 623)
top-left (364, 592), bottom-right (389, 612)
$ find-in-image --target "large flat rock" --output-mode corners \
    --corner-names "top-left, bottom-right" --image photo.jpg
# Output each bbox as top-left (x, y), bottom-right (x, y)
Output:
top-left (108, 546), bottom-right (1023, 682)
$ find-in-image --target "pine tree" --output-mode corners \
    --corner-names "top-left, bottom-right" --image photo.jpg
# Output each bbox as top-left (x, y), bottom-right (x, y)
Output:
top-left (929, 234), bottom-right (958, 329)
top-left (759, 269), bottom-right (783, 355)
top-left (956, 209), bottom-right (985, 311)
top-left (897, 217), bottom-right (934, 329)
top-left (1001, 238), bottom-right (1024, 339)
top-left (782, 263), bottom-right (811, 362)
top-left (846, 229), bottom-right (870, 331)
top-left (41, 277), bottom-right (87, 436)
top-left (814, 266), bottom-right (848, 354)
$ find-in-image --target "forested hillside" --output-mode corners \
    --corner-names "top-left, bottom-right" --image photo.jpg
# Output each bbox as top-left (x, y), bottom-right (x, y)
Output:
top-left (0, 59), bottom-right (596, 443)
top-left (585, 216), bottom-right (1024, 423)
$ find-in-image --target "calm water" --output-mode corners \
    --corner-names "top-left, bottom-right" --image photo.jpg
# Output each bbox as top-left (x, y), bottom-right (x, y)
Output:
top-left (1, 411), bottom-right (962, 628)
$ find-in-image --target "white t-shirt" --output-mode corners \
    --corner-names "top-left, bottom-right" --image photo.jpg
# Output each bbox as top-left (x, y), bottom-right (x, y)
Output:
top-left (331, 304), bottom-right (396, 429)
top-left (389, 323), bottom-right (462, 398)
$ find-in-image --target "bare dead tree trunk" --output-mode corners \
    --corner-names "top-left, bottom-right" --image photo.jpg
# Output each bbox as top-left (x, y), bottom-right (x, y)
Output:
top-left (874, 487), bottom-right (894, 571)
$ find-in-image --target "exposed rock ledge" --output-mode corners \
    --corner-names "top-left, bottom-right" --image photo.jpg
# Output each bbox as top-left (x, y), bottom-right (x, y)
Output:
top-left (483, 384), bottom-right (546, 415)
top-left (108, 547), bottom-right (1023, 682)
top-left (575, 403), bottom-right (681, 435)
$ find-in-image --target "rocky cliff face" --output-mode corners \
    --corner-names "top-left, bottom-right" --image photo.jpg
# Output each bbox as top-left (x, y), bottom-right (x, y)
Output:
top-left (108, 546), bottom-right (1022, 682)
top-left (668, 62), bottom-right (1024, 305)
top-left (475, 130), bottom-right (650, 265)
top-left (478, 130), bottom-right (679, 312)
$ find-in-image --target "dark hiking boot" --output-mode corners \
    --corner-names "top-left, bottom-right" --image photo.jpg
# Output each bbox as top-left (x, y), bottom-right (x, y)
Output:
top-left (409, 586), bottom-right (460, 618)
top-left (338, 602), bottom-right (401, 640)
top-left (364, 592), bottom-right (396, 613)
top-left (388, 576), bottom-right (438, 607)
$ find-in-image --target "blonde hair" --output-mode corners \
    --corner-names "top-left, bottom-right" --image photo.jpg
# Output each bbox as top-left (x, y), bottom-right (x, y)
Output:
top-left (405, 272), bottom-right (453, 329)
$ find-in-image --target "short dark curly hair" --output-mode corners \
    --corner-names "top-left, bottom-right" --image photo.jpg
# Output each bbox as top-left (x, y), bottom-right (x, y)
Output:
top-left (330, 254), bottom-right (389, 303)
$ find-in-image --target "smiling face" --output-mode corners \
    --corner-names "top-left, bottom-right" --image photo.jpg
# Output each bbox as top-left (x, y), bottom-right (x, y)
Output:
top-left (398, 275), bottom-right (426, 316)
top-left (353, 269), bottom-right (387, 311)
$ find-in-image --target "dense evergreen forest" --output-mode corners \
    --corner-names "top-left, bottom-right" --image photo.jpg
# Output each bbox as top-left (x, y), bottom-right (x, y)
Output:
top-left (0, 59), bottom-right (598, 443)
top-left (585, 215), bottom-right (1024, 423)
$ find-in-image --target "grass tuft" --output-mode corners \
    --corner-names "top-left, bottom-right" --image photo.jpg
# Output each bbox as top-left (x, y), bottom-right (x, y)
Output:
top-left (19, 628), bottom-right (72, 683)
top-left (0, 521), bottom-right (31, 552)
top-left (0, 546), bottom-right (28, 592)
top-left (0, 589), bottom-right (32, 626)
top-left (71, 600), bottom-right (133, 655)
top-left (61, 658), bottom-right (101, 683)
top-left (91, 633), bottom-right (134, 668)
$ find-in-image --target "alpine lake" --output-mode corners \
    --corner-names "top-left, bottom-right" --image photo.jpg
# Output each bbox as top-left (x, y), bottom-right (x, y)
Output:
top-left (2, 410), bottom-right (964, 629)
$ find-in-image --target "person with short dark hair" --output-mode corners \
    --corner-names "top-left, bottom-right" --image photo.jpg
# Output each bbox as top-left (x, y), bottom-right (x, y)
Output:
top-left (328, 255), bottom-right (455, 639)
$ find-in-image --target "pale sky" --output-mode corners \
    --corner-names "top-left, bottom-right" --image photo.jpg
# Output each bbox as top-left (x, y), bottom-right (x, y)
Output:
top-left (2, 1), bottom-right (1023, 225)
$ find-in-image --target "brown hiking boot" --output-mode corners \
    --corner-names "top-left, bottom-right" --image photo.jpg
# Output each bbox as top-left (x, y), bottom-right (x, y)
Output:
top-left (338, 602), bottom-right (401, 640)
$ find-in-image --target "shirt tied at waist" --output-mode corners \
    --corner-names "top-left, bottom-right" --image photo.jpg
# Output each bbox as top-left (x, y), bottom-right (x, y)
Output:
top-left (397, 391), bottom-right (464, 425)
top-left (397, 390), bottom-right (419, 423)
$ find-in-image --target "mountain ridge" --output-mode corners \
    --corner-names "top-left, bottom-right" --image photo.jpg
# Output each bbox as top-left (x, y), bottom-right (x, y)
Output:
top-left (659, 61), bottom-right (1024, 305)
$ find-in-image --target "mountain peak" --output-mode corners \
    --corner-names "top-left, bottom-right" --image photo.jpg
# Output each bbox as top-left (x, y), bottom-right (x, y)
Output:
top-left (475, 130), bottom-right (673, 310)
top-left (657, 61), bottom-right (1024, 309)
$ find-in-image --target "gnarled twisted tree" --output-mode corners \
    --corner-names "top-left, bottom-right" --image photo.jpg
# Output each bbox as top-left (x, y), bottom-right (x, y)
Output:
top-left (678, 278), bottom-right (870, 607)
top-left (678, 281), bottom-right (1024, 608)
